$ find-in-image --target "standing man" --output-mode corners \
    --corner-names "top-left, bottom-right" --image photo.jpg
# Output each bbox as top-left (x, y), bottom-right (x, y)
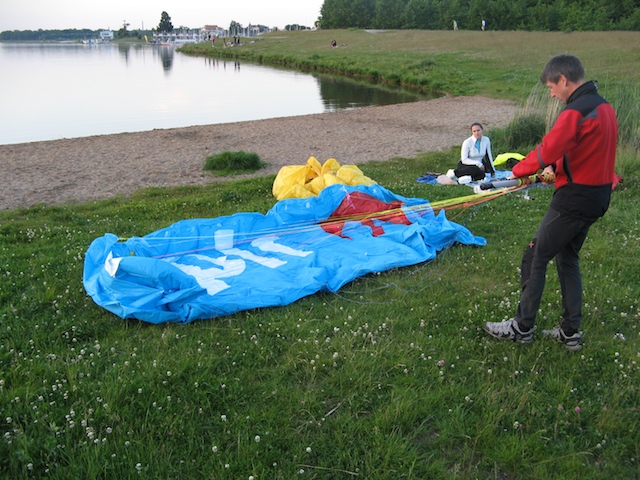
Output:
top-left (483, 54), bottom-right (618, 351)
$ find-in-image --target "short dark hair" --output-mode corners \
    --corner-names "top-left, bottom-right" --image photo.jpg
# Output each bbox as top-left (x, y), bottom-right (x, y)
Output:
top-left (471, 122), bottom-right (483, 130)
top-left (540, 54), bottom-right (585, 84)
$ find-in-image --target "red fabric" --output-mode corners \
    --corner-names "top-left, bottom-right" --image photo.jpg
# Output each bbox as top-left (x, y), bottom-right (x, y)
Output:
top-left (321, 191), bottom-right (410, 238)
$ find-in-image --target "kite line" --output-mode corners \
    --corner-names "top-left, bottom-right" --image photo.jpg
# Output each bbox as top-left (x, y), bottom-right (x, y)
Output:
top-left (115, 179), bottom-right (537, 258)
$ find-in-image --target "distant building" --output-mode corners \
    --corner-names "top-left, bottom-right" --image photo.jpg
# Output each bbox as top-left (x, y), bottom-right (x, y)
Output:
top-left (202, 25), bottom-right (225, 38)
top-left (99, 30), bottom-right (114, 42)
top-left (249, 24), bottom-right (270, 35)
top-left (202, 23), bottom-right (271, 39)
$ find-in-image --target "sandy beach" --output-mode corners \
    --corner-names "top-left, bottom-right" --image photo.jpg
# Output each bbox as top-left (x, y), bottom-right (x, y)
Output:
top-left (0, 95), bottom-right (516, 211)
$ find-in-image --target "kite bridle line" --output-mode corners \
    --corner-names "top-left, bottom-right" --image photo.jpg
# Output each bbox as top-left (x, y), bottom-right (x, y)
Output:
top-left (115, 183), bottom-right (528, 257)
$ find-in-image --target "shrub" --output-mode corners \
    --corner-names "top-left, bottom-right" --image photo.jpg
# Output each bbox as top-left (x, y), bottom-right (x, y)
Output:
top-left (204, 150), bottom-right (266, 174)
top-left (489, 83), bottom-right (559, 153)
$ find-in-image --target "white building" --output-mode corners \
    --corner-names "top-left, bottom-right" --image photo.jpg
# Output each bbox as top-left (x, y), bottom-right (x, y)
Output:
top-left (99, 30), bottom-right (114, 42)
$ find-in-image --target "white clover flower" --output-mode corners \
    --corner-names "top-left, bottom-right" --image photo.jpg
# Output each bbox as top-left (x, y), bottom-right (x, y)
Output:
top-left (254, 435), bottom-right (260, 443)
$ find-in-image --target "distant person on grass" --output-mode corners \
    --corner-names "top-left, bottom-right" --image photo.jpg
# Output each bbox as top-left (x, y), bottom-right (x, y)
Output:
top-left (483, 54), bottom-right (618, 351)
top-left (449, 122), bottom-right (495, 182)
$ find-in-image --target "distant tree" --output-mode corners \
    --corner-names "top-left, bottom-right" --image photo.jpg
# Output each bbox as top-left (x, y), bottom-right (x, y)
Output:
top-left (285, 24), bottom-right (309, 30)
top-left (229, 21), bottom-right (243, 36)
top-left (319, 0), bottom-right (640, 30)
top-left (157, 11), bottom-right (174, 32)
top-left (116, 20), bottom-right (130, 39)
top-left (374, 0), bottom-right (407, 29)
top-left (321, 0), bottom-right (375, 28)
top-left (404, 0), bottom-right (439, 29)
top-left (0, 28), bottom-right (98, 41)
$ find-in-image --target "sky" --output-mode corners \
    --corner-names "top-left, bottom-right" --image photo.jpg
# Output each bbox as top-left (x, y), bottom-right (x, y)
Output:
top-left (0, 0), bottom-right (324, 32)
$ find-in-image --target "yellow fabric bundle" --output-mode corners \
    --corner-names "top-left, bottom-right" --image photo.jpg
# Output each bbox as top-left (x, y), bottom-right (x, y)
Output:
top-left (272, 157), bottom-right (376, 200)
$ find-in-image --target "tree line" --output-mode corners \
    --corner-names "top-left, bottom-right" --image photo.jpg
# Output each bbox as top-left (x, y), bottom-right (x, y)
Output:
top-left (0, 29), bottom-right (105, 41)
top-left (0, 27), bottom-right (152, 41)
top-left (319, 0), bottom-right (640, 31)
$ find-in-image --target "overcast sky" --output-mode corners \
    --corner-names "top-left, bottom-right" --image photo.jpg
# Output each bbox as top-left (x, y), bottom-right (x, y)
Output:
top-left (0, 0), bottom-right (324, 32)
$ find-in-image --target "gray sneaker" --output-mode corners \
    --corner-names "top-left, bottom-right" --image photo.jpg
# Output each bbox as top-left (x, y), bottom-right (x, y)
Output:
top-left (483, 318), bottom-right (536, 344)
top-left (542, 326), bottom-right (583, 351)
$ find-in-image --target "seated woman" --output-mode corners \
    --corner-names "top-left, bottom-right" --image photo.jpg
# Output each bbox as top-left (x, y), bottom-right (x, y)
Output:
top-left (450, 122), bottom-right (495, 181)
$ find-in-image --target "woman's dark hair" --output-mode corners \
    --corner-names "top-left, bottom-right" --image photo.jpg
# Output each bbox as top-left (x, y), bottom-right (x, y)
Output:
top-left (471, 122), bottom-right (483, 130)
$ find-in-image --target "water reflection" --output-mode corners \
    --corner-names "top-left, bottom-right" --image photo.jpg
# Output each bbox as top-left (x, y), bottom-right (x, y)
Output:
top-left (117, 43), bottom-right (131, 64)
top-left (158, 46), bottom-right (174, 72)
top-left (317, 74), bottom-right (428, 110)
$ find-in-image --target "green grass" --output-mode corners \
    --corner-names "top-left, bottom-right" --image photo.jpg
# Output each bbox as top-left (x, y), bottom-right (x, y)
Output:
top-left (2, 30), bottom-right (640, 479)
top-left (1, 152), bottom-right (639, 479)
top-left (181, 30), bottom-right (640, 101)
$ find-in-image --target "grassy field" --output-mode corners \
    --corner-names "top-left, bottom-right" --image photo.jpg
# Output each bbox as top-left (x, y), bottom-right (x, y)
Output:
top-left (2, 31), bottom-right (640, 479)
top-left (181, 29), bottom-right (640, 101)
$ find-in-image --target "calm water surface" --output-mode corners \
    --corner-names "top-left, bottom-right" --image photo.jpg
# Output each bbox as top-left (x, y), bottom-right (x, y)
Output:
top-left (0, 42), bottom-right (433, 145)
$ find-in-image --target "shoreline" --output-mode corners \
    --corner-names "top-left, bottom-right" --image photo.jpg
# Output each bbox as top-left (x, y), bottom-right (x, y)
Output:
top-left (0, 96), bottom-right (516, 212)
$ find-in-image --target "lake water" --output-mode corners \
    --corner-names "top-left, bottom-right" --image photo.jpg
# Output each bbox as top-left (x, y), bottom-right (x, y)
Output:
top-left (0, 42), bottom-right (433, 145)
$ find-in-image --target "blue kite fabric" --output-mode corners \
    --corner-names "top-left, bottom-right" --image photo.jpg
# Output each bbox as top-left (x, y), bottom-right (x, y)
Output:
top-left (83, 184), bottom-right (486, 324)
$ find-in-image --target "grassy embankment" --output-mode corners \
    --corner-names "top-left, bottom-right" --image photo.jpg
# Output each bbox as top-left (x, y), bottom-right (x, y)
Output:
top-left (181, 29), bottom-right (640, 101)
top-left (1, 30), bottom-right (639, 479)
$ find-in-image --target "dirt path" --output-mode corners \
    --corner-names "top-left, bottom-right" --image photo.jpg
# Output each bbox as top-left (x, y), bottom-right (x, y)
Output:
top-left (0, 95), bottom-right (515, 211)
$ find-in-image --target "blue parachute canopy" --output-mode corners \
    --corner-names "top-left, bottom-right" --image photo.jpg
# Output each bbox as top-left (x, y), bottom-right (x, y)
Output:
top-left (83, 184), bottom-right (486, 324)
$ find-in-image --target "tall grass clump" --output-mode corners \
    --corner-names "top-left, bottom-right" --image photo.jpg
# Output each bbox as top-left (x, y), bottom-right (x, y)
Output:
top-left (608, 83), bottom-right (640, 151)
top-left (596, 82), bottom-right (640, 182)
top-left (204, 150), bottom-right (266, 175)
top-left (489, 83), bottom-right (560, 153)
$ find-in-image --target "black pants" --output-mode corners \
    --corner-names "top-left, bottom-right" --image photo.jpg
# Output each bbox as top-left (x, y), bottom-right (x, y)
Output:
top-left (454, 162), bottom-right (485, 180)
top-left (516, 207), bottom-right (594, 334)
top-left (454, 154), bottom-right (495, 181)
